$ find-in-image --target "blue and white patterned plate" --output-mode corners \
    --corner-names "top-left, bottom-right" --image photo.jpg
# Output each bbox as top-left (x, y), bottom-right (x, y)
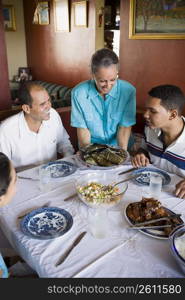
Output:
top-left (20, 207), bottom-right (73, 239)
top-left (125, 205), bottom-right (183, 240)
top-left (42, 161), bottom-right (77, 178)
top-left (132, 167), bottom-right (171, 186)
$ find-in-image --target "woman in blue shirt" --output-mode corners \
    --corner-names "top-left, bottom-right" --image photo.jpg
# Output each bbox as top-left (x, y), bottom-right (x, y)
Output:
top-left (0, 152), bottom-right (17, 278)
top-left (71, 48), bottom-right (136, 150)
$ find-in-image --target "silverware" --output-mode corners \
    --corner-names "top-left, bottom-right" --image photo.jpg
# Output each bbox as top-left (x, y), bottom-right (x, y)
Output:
top-left (17, 175), bottom-right (39, 181)
top-left (127, 224), bottom-right (172, 230)
top-left (113, 174), bottom-right (141, 185)
top-left (128, 214), bottom-right (182, 227)
top-left (64, 193), bottom-right (77, 201)
top-left (18, 202), bottom-right (50, 219)
top-left (55, 231), bottom-right (87, 267)
top-left (102, 174), bottom-right (140, 192)
top-left (118, 167), bottom-right (138, 175)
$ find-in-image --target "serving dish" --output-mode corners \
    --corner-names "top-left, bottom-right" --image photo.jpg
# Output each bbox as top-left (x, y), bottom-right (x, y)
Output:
top-left (75, 172), bottom-right (128, 209)
top-left (169, 225), bottom-right (185, 274)
top-left (77, 143), bottom-right (129, 170)
top-left (132, 167), bottom-right (171, 186)
top-left (41, 160), bottom-right (77, 178)
top-left (125, 198), bottom-right (183, 239)
top-left (20, 207), bottom-right (73, 239)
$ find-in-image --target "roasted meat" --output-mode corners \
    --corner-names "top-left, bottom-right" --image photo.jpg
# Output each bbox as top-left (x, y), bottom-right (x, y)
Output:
top-left (126, 197), bottom-right (183, 236)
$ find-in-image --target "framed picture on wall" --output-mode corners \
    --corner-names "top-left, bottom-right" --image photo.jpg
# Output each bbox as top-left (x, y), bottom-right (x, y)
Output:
top-left (38, 1), bottom-right (50, 25)
top-left (2, 5), bottom-right (16, 31)
top-left (18, 68), bottom-right (32, 82)
top-left (129, 0), bottom-right (185, 39)
top-left (54, 0), bottom-right (70, 32)
top-left (73, 1), bottom-right (87, 27)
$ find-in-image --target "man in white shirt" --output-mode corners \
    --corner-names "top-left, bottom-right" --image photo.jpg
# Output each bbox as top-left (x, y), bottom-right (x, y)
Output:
top-left (131, 84), bottom-right (185, 198)
top-left (0, 83), bottom-right (74, 171)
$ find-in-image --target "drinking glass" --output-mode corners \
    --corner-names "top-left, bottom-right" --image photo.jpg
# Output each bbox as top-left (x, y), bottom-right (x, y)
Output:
top-left (149, 174), bottom-right (162, 198)
top-left (88, 208), bottom-right (109, 239)
top-left (39, 166), bottom-right (52, 192)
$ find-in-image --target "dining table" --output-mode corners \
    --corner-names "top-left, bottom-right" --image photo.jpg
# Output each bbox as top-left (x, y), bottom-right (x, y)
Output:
top-left (0, 154), bottom-right (184, 278)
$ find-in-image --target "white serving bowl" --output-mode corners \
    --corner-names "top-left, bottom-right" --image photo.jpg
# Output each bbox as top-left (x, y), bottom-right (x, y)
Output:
top-left (75, 172), bottom-right (128, 209)
top-left (169, 225), bottom-right (185, 275)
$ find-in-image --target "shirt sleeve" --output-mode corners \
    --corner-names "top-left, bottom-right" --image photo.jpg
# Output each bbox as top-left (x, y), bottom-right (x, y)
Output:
top-left (71, 88), bottom-right (88, 129)
top-left (0, 253), bottom-right (8, 278)
top-left (119, 87), bottom-right (136, 127)
top-left (55, 112), bottom-right (75, 156)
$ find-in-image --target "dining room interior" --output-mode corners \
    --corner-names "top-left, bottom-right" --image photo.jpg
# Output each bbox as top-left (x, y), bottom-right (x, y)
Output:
top-left (1, 0), bottom-right (185, 114)
top-left (0, 0), bottom-right (185, 280)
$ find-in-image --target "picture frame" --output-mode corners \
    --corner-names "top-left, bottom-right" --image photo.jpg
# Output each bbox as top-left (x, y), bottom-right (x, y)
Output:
top-left (54, 0), bottom-right (70, 32)
top-left (38, 1), bottom-right (50, 25)
top-left (73, 1), bottom-right (87, 27)
top-left (2, 5), bottom-right (16, 31)
top-left (18, 67), bottom-right (32, 82)
top-left (129, 0), bottom-right (185, 39)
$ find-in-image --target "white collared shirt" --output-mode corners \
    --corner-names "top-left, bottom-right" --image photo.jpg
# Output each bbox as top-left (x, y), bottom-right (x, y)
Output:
top-left (0, 108), bottom-right (74, 170)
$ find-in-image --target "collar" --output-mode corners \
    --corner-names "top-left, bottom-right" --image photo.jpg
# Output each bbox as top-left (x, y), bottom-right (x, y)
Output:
top-left (18, 111), bottom-right (50, 138)
top-left (88, 79), bottom-right (118, 100)
top-left (158, 116), bottom-right (185, 145)
top-left (18, 111), bottom-right (31, 138)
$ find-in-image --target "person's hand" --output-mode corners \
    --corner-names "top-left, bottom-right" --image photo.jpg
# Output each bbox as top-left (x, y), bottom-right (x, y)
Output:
top-left (131, 153), bottom-right (150, 168)
top-left (175, 179), bottom-right (185, 198)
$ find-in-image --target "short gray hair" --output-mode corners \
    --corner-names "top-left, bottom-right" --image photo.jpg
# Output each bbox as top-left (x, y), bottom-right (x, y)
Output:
top-left (91, 48), bottom-right (119, 74)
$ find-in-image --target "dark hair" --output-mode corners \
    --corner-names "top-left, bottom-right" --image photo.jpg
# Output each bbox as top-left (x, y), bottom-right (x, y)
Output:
top-left (0, 152), bottom-right (11, 197)
top-left (18, 82), bottom-right (46, 106)
top-left (91, 48), bottom-right (119, 74)
top-left (148, 84), bottom-right (185, 114)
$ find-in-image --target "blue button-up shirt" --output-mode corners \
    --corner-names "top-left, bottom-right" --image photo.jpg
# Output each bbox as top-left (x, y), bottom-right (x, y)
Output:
top-left (71, 79), bottom-right (136, 146)
top-left (0, 253), bottom-right (8, 278)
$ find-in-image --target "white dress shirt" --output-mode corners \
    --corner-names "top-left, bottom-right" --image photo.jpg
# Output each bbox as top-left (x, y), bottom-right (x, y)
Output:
top-left (0, 108), bottom-right (74, 170)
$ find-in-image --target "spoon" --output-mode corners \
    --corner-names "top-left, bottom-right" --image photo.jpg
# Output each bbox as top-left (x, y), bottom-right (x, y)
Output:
top-left (102, 174), bottom-right (140, 192)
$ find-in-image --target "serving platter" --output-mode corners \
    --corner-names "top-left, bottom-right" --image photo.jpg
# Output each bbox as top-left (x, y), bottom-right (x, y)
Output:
top-left (125, 205), bottom-right (183, 240)
top-left (41, 161), bottom-right (77, 178)
top-left (132, 167), bottom-right (171, 186)
top-left (77, 143), bottom-right (129, 170)
top-left (20, 207), bottom-right (73, 239)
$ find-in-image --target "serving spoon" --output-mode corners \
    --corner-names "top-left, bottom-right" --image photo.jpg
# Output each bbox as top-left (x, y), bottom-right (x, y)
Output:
top-left (102, 174), bottom-right (140, 193)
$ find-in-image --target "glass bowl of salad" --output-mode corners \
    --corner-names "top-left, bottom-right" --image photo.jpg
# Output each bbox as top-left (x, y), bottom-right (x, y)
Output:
top-left (75, 172), bottom-right (128, 209)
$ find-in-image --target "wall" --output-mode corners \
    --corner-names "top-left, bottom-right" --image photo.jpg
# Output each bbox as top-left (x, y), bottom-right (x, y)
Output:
top-left (119, 0), bottom-right (185, 109)
top-left (3, 0), bottom-right (27, 80)
top-left (23, 0), bottom-right (96, 87)
top-left (0, 0), bottom-right (11, 109)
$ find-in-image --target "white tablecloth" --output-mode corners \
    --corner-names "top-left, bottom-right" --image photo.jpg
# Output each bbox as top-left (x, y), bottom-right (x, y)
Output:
top-left (0, 155), bottom-right (184, 278)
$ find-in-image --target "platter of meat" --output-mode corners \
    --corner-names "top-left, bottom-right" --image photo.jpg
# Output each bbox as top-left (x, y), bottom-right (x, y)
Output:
top-left (125, 197), bottom-right (183, 239)
top-left (77, 143), bottom-right (129, 169)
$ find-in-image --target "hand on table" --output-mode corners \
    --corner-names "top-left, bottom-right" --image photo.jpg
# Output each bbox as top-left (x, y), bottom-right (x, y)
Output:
top-left (131, 153), bottom-right (150, 168)
top-left (175, 179), bottom-right (185, 199)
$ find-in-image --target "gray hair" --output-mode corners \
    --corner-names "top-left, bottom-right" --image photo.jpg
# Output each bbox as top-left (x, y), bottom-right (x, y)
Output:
top-left (91, 48), bottom-right (119, 74)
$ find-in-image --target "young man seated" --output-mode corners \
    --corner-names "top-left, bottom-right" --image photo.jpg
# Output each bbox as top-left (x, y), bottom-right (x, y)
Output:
top-left (131, 84), bottom-right (185, 199)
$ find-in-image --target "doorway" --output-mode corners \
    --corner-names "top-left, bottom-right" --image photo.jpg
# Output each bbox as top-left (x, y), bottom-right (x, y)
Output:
top-left (104, 0), bottom-right (120, 56)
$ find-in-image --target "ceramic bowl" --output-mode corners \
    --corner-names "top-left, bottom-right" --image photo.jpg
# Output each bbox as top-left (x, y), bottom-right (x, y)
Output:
top-left (169, 225), bottom-right (185, 275)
